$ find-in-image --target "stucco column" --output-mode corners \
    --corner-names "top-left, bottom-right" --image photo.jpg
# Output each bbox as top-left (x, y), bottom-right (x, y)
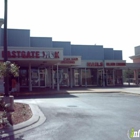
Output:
top-left (29, 63), bottom-right (32, 91)
top-left (70, 68), bottom-right (73, 88)
top-left (133, 69), bottom-right (139, 85)
top-left (136, 69), bottom-right (139, 85)
top-left (85, 67), bottom-right (87, 87)
top-left (80, 69), bottom-right (82, 86)
top-left (134, 69), bottom-right (136, 79)
top-left (102, 68), bottom-right (105, 87)
top-left (57, 64), bottom-right (60, 91)
top-left (113, 69), bottom-right (115, 85)
top-left (52, 65), bottom-right (54, 89)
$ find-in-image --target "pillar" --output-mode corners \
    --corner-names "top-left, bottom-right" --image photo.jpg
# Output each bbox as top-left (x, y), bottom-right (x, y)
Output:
top-left (102, 68), bottom-right (105, 87)
top-left (70, 68), bottom-right (73, 88)
top-left (79, 69), bottom-right (82, 86)
top-left (134, 69), bottom-right (139, 85)
top-left (85, 67), bottom-right (87, 87)
top-left (137, 69), bottom-right (139, 85)
top-left (52, 65), bottom-right (54, 89)
top-left (29, 63), bottom-right (32, 91)
top-left (136, 69), bottom-right (139, 85)
top-left (57, 64), bottom-right (59, 91)
top-left (113, 69), bottom-right (115, 85)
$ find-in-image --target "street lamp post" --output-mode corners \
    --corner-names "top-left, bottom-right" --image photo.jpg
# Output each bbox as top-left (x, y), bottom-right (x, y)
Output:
top-left (4, 0), bottom-right (9, 96)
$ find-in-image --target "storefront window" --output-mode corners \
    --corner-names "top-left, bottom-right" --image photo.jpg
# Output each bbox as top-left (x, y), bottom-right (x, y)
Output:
top-left (82, 69), bottom-right (97, 86)
top-left (81, 69), bottom-right (86, 85)
top-left (86, 69), bottom-right (92, 85)
top-left (74, 69), bottom-right (80, 86)
top-left (19, 69), bottom-right (28, 86)
top-left (54, 68), bottom-right (69, 86)
top-left (31, 69), bottom-right (39, 86)
top-left (105, 69), bottom-right (114, 86)
top-left (97, 69), bottom-right (103, 86)
top-left (39, 68), bottom-right (46, 86)
top-left (114, 69), bottom-right (123, 85)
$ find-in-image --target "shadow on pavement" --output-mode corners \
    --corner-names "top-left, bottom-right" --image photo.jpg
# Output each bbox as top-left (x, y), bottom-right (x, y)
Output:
top-left (14, 93), bottom-right (78, 100)
top-left (0, 134), bottom-right (25, 140)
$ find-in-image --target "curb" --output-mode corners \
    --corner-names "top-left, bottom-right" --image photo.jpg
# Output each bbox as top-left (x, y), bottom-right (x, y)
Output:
top-left (120, 91), bottom-right (140, 95)
top-left (67, 91), bottom-right (122, 94)
top-left (0, 104), bottom-right (46, 138)
top-left (67, 91), bottom-right (139, 94)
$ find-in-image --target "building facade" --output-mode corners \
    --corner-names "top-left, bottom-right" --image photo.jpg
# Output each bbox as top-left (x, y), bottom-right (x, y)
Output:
top-left (129, 46), bottom-right (140, 84)
top-left (0, 20), bottom-right (128, 91)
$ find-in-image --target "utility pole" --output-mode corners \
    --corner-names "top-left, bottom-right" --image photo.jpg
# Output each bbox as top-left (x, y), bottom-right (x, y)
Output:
top-left (4, 0), bottom-right (9, 96)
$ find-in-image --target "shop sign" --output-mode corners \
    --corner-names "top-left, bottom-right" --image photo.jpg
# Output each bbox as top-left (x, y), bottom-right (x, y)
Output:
top-left (106, 62), bottom-right (126, 66)
top-left (2, 51), bottom-right (60, 59)
top-left (60, 57), bottom-right (79, 64)
top-left (87, 62), bottom-right (103, 67)
top-left (63, 58), bottom-right (78, 61)
top-left (61, 60), bottom-right (75, 64)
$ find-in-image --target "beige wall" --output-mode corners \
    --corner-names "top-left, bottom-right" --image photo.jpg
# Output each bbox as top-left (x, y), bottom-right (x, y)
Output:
top-left (133, 59), bottom-right (140, 63)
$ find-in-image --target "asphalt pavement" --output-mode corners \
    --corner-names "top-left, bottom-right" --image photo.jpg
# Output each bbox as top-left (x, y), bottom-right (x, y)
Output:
top-left (1, 90), bottom-right (140, 140)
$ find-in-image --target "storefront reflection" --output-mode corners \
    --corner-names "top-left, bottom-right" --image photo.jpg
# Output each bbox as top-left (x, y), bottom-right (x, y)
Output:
top-left (54, 68), bottom-right (69, 86)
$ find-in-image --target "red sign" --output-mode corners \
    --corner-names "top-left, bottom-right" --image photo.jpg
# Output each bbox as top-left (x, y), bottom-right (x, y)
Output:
top-left (2, 51), bottom-right (59, 59)
top-left (106, 62), bottom-right (126, 66)
top-left (60, 57), bottom-right (78, 64)
top-left (87, 62), bottom-right (103, 67)
top-left (63, 58), bottom-right (78, 61)
top-left (61, 60), bottom-right (75, 64)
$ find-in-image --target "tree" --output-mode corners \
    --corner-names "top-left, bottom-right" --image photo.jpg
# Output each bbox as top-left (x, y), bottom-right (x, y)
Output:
top-left (123, 69), bottom-right (134, 82)
top-left (0, 61), bottom-right (19, 127)
top-left (0, 61), bottom-right (19, 78)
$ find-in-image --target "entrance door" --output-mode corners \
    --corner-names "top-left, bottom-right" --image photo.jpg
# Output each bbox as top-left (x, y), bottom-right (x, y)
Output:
top-left (31, 69), bottom-right (39, 87)
top-left (97, 69), bottom-right (103, 86)
top-left (39, 68), bottom-right (46, 87)
top-left (74, 69), bottom-right (80, 86)
top-left (31, 68), bottom-right (46, 87)
top-left (105, 69), bottom-right (114, 86)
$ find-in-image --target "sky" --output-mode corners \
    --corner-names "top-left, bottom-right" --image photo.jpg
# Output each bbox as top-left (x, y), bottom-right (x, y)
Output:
top-left (0, 0), bottom-right (140, 62)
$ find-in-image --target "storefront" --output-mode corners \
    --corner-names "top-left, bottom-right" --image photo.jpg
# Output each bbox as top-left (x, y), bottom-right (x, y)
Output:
top-left (70, 60), bottom-right (126, 87)
top-left (1, 21), bottom-right (140, 93)
top-left (0, 47), bottom-right (128, 91)
top-left (0, 47), bottom-right (64, 91)
top-left (104, 60), bottom-right (126, 86)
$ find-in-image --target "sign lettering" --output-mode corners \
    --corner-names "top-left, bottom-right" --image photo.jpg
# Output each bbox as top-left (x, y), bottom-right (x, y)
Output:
top-left (61, 60), bottom-right (75, 64)
top-left (2, 51), bottom-right (60, 59)
top-left (63, 58), bottom-right (78, 61)
top-left (87, 62), bottom-right (103, 67)
top-left (106, 62), bottom-right (126, 66)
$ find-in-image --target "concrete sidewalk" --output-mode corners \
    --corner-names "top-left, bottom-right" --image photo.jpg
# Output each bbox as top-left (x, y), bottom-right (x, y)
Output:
top-left (16, 87), bottom-right (140, 96)
top-left (64, 87), bottom-right (140, 95)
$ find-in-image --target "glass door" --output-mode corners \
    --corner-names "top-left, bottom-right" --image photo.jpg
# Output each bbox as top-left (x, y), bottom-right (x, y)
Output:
top-left (59, 68), bottom-right (69, 86)
top-left (19, 69), bottom-right (28, 87)
top-left (39, 68), bottom-right (46, 87)
top-left (105, 69), bottom-right (114, 86)
top-left (74, 69), bottom-right (80, 86)
top-left (97, 69), bottom-right (103, 86)
top-left (53, 68), bottom-right (70, 87)
top-left (31, 69), bottom-right (39, 87)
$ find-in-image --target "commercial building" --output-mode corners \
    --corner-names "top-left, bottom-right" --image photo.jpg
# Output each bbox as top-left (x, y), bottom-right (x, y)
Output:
top-left (129, 46), bottom-right (140, 84)
top-left (0, 19), bottom-right (139, 92)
